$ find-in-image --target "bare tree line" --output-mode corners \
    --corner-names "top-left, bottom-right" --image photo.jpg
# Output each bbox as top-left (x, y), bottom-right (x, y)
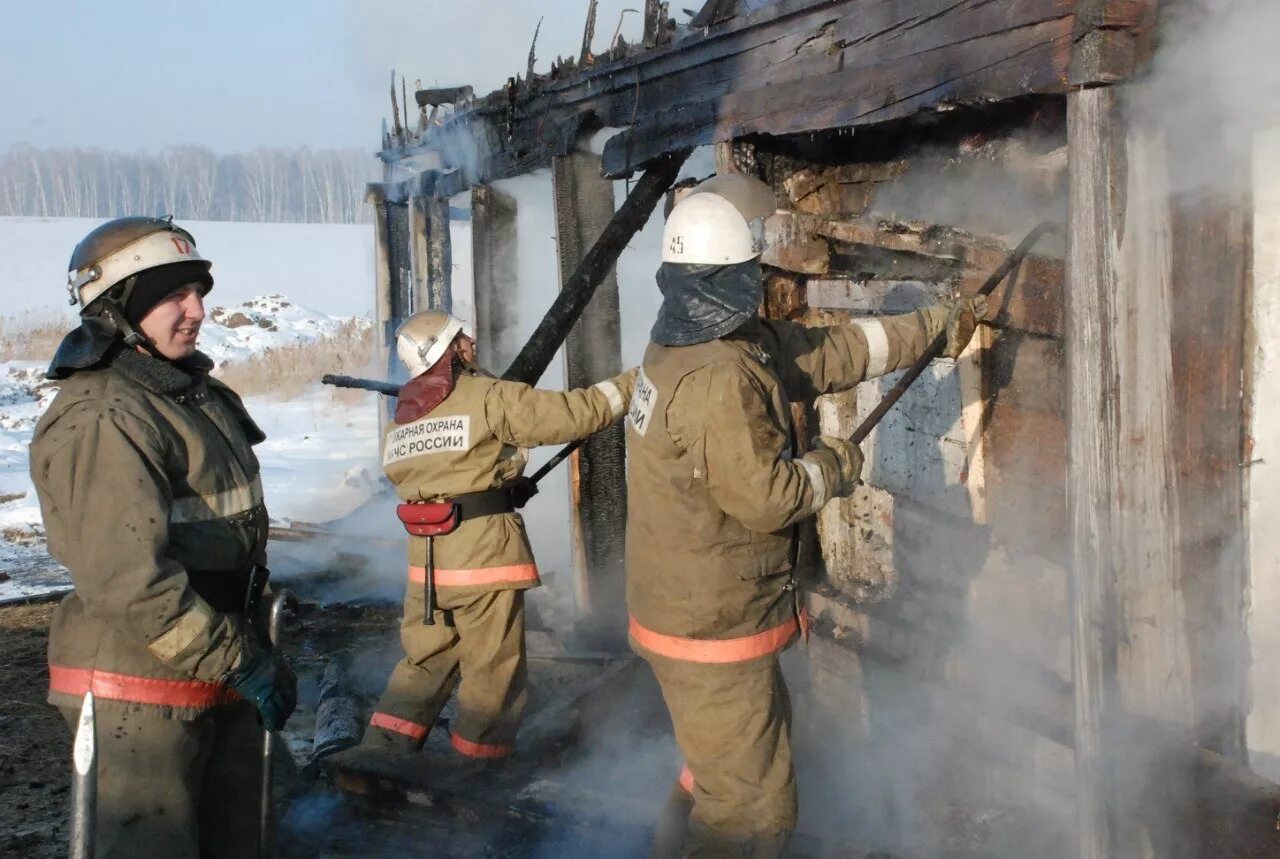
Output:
top-left (0, 146), bottom-right (379, 223)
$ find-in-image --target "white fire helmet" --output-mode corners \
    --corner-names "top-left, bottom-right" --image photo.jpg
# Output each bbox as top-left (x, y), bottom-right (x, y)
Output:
top-left (661, 174), bottom-right (777, 265)
top-left (67, 216), bottom-right (211, 309)
top-left (396, 310), bottom-right (465, 377)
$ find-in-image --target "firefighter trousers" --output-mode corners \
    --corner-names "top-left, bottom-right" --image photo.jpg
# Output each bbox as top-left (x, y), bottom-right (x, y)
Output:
top-left (58, 700), bottom-right (261, 859)
top-left (364, 587), bottom-right (527, 757)
top-left (646, 654), bottom-right (796, 859)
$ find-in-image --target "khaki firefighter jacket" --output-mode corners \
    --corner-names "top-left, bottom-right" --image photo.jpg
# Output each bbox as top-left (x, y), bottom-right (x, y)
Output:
top-left (383, 367), bottom-right (635, 595)
top-left (32, 348), bottom-right (270, 719)
top-left (625, 308), bottom-right (951, 663)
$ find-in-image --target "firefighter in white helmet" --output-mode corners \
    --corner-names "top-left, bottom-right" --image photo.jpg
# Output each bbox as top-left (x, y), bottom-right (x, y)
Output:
top-left (625, 175), bottom-right (987, 857)
top-left (362, 309), bottom-right (636, 759)
top-left (30, 217), bottom-right (295, 857)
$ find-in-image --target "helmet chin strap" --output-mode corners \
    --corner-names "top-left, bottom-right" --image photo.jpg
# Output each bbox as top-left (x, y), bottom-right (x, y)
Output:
top-left (455, 352), bottom-right (493, 379)
top-left (94, 295), bottom-right (165, 361)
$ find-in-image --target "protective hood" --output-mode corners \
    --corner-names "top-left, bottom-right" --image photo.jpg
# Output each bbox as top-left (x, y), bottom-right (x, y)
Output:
top-left (394, 343), bottom-right (460, 424)
top-left (45, 315), bottom-right (123, 380)
top-left (651, 260), bottom-right (763, 347)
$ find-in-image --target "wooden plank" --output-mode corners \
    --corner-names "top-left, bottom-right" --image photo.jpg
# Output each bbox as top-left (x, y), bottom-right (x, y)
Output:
top-left (1247, 129), bottom-right (1280, 782)
top-left (1167, 146), bottom-right (1251, 761)
top-left (603, 16), bottom-right (1074, 174)
top-left (604, 0), bottom-right (1074, 132)
top-left (805, 215), bottom-right (1066, 337)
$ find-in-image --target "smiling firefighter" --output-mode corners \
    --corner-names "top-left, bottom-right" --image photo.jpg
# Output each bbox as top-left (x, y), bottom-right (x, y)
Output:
top-left (361, 310), bottom-right (636, 759)
top-left (30, 217), bottom-right (296, 858)
top-left (625, 175), bottom-right (988, 857)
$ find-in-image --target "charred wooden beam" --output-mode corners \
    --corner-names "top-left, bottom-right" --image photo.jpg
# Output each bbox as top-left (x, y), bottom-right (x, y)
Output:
top-left (580, 0), bottom-right (599, 66)
top-left (392, 0), bottom-right (1136, 188)
top-left (551, 151), bottom-right (628, 644)
top-left (642, 0), bottom-right (667, 48)
top-left (526, 18), bottom-right (542, 83)
top-left (502, 149), bottom-right (690, 385)
top-left (689, 0), bottom-right (738, 29)
top-left (414, 85), bottom-right (474, 108)
top-left (409, 195), bottom-right (451, 315)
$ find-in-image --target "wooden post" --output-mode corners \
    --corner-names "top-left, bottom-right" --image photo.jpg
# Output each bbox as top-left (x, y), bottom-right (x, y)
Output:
top-left (409, 191), bottom-right (452, 315)
top-left (368, 184), bottom-right (396, 391)
top-left (471, 185), bottom-right (520, 371)
top-left (368, 183), bottom-right (414, 387)
top-left (551, 150), bottom-right (627, 639)
top-left (1067, 83), bottom-right (1210, 859)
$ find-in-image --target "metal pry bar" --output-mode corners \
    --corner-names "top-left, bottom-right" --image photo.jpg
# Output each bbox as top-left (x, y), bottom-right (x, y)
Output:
top-left (849, 221), bottom-right (1059, 445)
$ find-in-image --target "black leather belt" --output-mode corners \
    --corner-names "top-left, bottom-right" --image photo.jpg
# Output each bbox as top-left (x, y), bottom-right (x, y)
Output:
top-left (187, 565), bottom-right (269, 614)
top-left (448, 487), bottom-right (515, 521)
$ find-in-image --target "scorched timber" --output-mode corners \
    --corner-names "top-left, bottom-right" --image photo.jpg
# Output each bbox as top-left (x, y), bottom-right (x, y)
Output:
top-left (388, 0), bottom-right (1155, 186)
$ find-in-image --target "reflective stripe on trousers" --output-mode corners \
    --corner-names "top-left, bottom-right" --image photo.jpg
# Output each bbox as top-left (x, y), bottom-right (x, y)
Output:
top-left (369, 711), bottom-right (430, 741)
top-left (408, 563), bottom-right (539, 588)
top-left (450, 732), bottom-right (513, 759)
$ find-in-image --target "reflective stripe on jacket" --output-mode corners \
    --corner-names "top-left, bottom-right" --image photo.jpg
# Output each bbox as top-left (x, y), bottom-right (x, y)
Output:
top-left (32, 348), bottom-right (269, 718)
top-left (48, 665), bottom-right (242, 709)
top-left (383, 366), bottom-right (635, 595)
top-left (625, 311), bottom-right (947, 658)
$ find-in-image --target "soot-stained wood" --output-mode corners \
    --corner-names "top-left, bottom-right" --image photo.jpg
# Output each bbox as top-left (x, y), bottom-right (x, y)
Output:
top-left (387, 0), bottom-right (1155, 193)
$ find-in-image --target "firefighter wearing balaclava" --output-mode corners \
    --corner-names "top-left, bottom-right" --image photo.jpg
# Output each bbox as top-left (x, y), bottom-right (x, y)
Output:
top-left (29, 217), bottom-right (295, 858)
top-left (626, 176), bottom-right (987, 858)
top-left (362, 311), bottom-right (635, 759)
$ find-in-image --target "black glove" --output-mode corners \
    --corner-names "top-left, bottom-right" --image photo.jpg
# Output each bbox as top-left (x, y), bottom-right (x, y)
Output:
top-left (509, 476), bottom-right (539, 509)
top-left (226, 648), bottom-right (297, 731)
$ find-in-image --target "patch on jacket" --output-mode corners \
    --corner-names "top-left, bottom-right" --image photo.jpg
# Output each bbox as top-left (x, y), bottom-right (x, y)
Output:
top-left (628, 369), bottom-right (659, 437)
top-left (383, 415), bottom-right (471, 465)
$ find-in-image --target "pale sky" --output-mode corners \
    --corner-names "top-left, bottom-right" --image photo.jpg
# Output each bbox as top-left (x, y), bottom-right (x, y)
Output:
top-left (0, 0), bottom-right (665, 152)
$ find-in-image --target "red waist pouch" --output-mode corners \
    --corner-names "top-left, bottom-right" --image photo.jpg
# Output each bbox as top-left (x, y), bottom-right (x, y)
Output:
top-left (396, 502), bottom-right (459, 537)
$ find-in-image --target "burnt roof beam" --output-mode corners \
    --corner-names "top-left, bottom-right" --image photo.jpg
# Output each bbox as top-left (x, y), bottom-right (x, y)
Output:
top-left (388, 0), bottom-right (1157, 191)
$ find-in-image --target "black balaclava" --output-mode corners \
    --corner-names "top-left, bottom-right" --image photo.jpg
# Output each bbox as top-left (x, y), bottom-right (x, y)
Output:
top-left (651, 259), bottom-right (762, 347)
